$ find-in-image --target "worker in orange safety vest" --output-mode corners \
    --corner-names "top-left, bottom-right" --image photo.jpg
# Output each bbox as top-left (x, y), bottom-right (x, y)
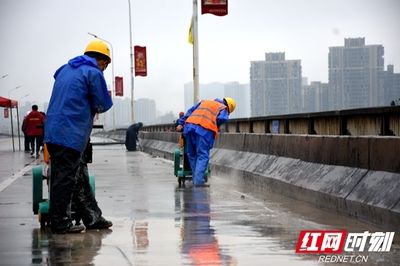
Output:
top-left (176, 97), bottom-right (236, 187)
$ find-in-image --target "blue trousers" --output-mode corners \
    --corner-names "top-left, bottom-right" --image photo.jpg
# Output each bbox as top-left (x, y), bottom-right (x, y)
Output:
top-left (184, 129), bottom-right (214, 185)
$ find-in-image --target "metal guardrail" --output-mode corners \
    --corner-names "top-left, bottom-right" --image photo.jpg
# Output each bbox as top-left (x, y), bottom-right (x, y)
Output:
top-left (142, 106), bottom-right (400, 136)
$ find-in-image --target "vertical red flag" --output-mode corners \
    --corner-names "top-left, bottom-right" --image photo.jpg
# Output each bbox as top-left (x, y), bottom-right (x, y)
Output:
top-left (201, 0), bottom-right (228, 16)
top-left (134, 46), bottom-right (147, 76)
top-left (4, 108), bottom-right (9, 118)
top-left (115, 76), bottom-right (124, 96)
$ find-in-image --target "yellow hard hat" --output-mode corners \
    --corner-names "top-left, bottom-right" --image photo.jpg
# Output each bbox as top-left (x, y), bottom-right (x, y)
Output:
top-left (223, 97), bottom-right (236, 113)
top-left (84, 39), bottom-right (111, 63)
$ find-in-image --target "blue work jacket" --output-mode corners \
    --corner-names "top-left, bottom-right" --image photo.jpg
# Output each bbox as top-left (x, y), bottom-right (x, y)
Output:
top-left (178, 98), bottom-right (229, 141)
top-left (44, 55), bottom-right (112, 152)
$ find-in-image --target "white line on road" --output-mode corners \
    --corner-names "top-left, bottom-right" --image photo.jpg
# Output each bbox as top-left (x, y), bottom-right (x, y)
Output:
top-left (0, 164), bottom-right (33, 193)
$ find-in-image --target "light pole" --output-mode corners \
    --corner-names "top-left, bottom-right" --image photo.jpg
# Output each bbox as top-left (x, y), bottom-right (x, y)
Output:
top-left (88, 32), bottom-right (116, 131)
top-left (128, 0), bottom-right (135, 123)
top-left (18, 93), bottom-right (29, 101)
top-left (192, 0), bottom-right (199, 104)
top-left (8, 85), bottom-right (21, 152)
top-left (8, 85), bottom-right (21, 98)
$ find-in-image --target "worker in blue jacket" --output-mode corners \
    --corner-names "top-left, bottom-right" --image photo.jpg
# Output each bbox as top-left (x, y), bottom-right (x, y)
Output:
top-left (176, 98), bottom-right (236, 187)
top-left (44, 40), bottom-right (113, 234)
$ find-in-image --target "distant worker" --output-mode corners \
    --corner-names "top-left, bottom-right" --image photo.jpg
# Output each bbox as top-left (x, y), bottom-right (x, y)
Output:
top-left (21, 113), bottom-right (31, 152)
top-left (125, 122), bottom-right (143, 151)
top-left (176, 97), bottom-right (236, 187)
top-left (175, 111), bottom-right (185, 127)
top-left (44, 39), bottom-right (113, 234)
top-left (24, 105), bottom-right (45, 158)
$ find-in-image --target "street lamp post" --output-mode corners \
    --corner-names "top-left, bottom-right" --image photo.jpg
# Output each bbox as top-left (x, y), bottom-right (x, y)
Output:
top-left (192, 0), bottom-right (199, 104)
top-left (128, 0), bottom-right (135, 123)
top-left (8, 85), bottom-right (21, 152)
top-left (8, 85), bottom-right (21, 98)
top-left (88, 32), bottom-right (116, 131)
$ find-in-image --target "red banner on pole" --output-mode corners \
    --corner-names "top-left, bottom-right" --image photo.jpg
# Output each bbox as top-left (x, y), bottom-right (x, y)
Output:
top-left (201, 0), bottom-right (228, 16)
top-left (134, 46), bottom-right (147, 77)
top-left (115, 76), bottom-right (124, 96)
top-left (4, 108), bottom-right (9, 118)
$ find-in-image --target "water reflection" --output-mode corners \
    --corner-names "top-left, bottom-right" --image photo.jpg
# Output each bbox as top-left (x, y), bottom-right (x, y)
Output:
top-left (31, 228), bottom-right (111, 265)
top-left (132, 221), bottom-right (149, 250)
top-left (178, 187), bottom-right (235, 266)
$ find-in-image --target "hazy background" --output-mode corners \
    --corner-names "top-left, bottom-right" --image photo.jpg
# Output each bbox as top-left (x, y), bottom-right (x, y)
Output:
top-left (1, 0), bottom-right (400, 114)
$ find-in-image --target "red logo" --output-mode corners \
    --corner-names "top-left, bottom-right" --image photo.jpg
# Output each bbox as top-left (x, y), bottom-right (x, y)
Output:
top-left (296, 230), bottom-right (347, 254)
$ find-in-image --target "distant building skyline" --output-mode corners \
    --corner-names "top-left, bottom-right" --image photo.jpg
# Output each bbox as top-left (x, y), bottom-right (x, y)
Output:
top-left (250, 52), bottom-right (302, 116)
top-left (223, 82), bottom-right (250, 119)
top-left (1, 37), bottom-right (400, 134)
top-left (250, 37), bottom-right (400, 116)
top-left (329, 37), bottom-right (384, 110)
top-left (302, 81), bottom-right (329, 113)
top-left (383, 64), bottom-right (400, 105)
top-left (184, 81), bottom-right (250, 118)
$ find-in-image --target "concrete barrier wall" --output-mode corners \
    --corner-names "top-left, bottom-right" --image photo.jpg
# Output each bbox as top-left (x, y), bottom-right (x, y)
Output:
top-left (111, 131), bottom-right (400, 231)
top-left (144, 106), bottom-right (400, 136)
top-left (213, 133), bottom-right (400, 173)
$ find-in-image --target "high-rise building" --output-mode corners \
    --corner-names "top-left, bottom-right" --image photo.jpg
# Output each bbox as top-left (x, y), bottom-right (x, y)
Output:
top-left (224, 82), bottom-right (250, 118)
top-left (328, 38), bottom-right (384, 110)
top-left (100, 98), bottom-right (132, 129)
top-left (184, 82), bottom-right (224, 111)
top-left (135, 98), bottom-right (157, 125)
top-left (302, 84), bottom-right (317, 113)
top-left (184, 81), bottom-right (249, 118)
top-left (302, 81), bottom-right (329, 113)
top-left (250, 52), bottom-right (302, 116)
top-left (382, 65), bottom-right (400, 105)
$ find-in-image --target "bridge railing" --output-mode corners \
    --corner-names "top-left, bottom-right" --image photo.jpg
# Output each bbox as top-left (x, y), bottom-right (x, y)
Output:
top-left (143, 106), bottom-right (400, 136)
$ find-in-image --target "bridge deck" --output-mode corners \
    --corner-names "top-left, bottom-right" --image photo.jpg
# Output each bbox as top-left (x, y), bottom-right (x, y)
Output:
top-left (0, 137), bottom-right (399, 265)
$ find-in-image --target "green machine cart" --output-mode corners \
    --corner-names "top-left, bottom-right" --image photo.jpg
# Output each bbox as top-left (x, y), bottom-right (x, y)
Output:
top-left (32, 165), bottom-right (95, 227)
top-left (173, 135), bottom-right (210, 187)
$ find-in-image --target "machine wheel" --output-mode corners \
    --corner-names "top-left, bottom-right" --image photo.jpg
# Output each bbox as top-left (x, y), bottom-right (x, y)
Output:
top-left (39, 213), bottom-right (49, 228)
top-left (32, 166), bottom-right (43, 215)
top-left (174, 149), bottom-right (181, 176)
top-left (178, 176), bottom-right (187, 188)
top-left (204, 165), bottom-right (211, 183)
top-left (89, 174), bottom-right (96, 197)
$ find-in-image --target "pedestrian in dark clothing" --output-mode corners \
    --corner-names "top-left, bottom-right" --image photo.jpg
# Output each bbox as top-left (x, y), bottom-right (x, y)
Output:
top-left (125, 122), bottom-right (143, 151)
top-left (21, 115), bottom-right (31, 152)
top-left (44, 39), bottom-right (113, 234)
top-left (25, 105), bottom-right (45, 158)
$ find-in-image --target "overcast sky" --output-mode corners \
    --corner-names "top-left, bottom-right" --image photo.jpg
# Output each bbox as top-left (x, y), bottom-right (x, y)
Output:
top-left (1, 0), bottom-right (399, 114)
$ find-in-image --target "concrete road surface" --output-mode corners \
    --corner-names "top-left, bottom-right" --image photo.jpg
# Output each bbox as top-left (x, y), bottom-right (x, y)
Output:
top-left (0, 137), bottom-right (399, 265)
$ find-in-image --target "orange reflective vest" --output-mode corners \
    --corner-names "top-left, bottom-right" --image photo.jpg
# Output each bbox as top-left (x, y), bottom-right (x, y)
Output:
top-left (185, 100), bottom-right (226, 135)
top-left (43, 143), bottom-right (50, 164)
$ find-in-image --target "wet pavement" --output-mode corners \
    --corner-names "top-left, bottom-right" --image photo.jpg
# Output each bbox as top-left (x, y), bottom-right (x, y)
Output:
top-left (0, 136), bottom-right (399, 265)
